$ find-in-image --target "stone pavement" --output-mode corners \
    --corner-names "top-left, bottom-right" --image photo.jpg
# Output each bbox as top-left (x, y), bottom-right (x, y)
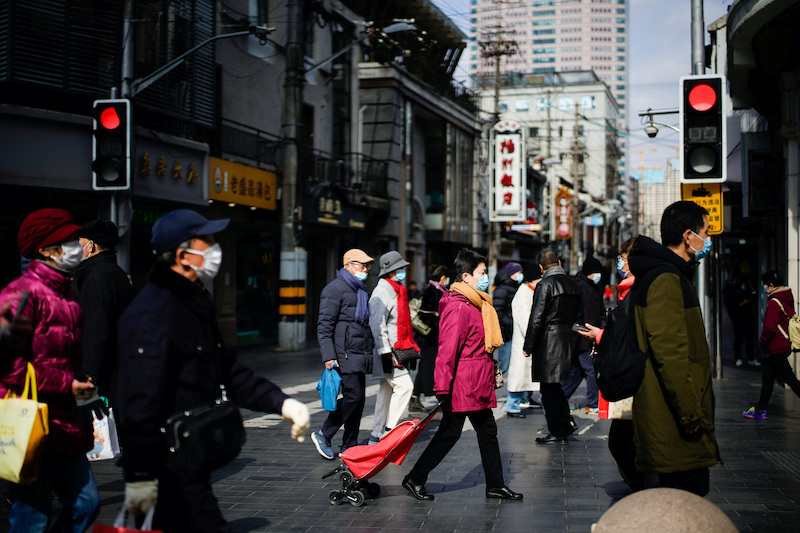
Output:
top-left (3, 334), bottom-right (800, 532)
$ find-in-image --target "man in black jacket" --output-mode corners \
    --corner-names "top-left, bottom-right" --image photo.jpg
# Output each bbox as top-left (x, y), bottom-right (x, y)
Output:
top-left (75, 219), bottom-right (135, 405)
top-left (523, 249), bottom-right (583, 444)
top-left (492, 262), bottom-right (523, 375)
top-left (311, 249), bottom-right (375, 459)
top-left (562, 255), bottom-right (604, 414)
top-left (117, 210), bottom-right (309, 533)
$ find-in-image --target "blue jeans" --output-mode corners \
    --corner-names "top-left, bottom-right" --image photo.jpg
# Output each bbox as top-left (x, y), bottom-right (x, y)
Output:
top-left (561, 350), bottom-right (599, 408)
top-left (9, 452), bottom-right (100, 533)
top-left (506, 391), bottom-right (533, 413)
top-left (495, 342), bottom-right (512, 374)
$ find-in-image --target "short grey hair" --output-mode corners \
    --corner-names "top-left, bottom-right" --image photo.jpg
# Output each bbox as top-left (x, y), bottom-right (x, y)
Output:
top-left (156, 239), bottom-right (192, 266)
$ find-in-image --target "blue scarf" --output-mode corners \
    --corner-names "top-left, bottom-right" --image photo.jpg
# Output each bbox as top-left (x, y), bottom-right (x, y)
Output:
top-left (340, 267), bottom-right (370, 324)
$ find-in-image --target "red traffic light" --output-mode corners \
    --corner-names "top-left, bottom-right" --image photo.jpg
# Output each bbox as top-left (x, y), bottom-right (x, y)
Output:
top-left (100, 107), bottom-right (121, 130)
top-left (688, 83), bottom-right (717, 112)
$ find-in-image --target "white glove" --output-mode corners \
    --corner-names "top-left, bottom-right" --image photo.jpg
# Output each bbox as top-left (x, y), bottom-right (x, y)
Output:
top-left (281, 398), bottom-right (310, 443)
top-left (124, 480), bottom-right (158, 514)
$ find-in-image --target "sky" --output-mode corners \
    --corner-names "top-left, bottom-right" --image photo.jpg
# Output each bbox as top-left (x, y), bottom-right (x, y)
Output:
top-left (430, 0), bottom-right (733, 173)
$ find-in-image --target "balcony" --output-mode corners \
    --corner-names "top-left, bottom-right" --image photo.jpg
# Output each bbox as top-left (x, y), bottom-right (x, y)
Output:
top-left (300, 147), bottom-right (389, 208)
top-left (218, 119), bottom-right (283, 169)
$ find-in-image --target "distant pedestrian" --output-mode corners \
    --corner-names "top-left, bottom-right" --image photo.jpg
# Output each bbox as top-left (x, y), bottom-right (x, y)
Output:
top-left (505, 278), bottom-right (540, 418)
top-left (407, 280), bottom-right (421, 300)
top-left (116, 209), bottom-right (309, 532)
top-left (743, 270), bottom-right (800, 420)
top-left (74, 219), bottom-right (135, 405)
top-left (523, 249), bottom-right (583, 444)
top-left (492, 262), bottom-right (524, 374)
top-left (409, 264), bottom-right (451, 413)
top-left (562, 255), bottom-right (604, 415)
top-left (402, 249), bottom-right (522, 502)
top-left (724, 274), bottom-right (758, 367)
top-left (0, 208), bottom-right (100, 532)
top-left (312, 249), bottom-right (375, 459)
top-left (628, 201), bottom-right (719, 496)
top-left (368, 251), bottom-right (417, 444)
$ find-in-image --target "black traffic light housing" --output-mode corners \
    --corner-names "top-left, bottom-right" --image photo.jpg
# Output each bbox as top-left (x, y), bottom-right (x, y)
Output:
top-left (680, 75), bottom-right (726, 183)
top-left (92, 99), bottom-right (131, 190)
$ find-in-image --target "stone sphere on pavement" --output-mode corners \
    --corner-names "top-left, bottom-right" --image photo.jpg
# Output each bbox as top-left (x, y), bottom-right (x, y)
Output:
top-left (593, 488), bottom-right (737, 533)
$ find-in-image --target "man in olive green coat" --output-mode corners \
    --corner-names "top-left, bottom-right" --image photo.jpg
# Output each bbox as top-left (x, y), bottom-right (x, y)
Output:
top-left (627, 201), bottom-right (719, 496)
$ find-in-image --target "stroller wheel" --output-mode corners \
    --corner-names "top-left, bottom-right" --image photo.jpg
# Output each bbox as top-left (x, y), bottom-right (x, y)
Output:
top-left (367, 483), bottom-right (381, 498)
top-left (328, 490), bottom-right (344, 505)
top-left (348, 490), bottom-right (365, 507)
top-left (339, 471), bottom-right (354, 487)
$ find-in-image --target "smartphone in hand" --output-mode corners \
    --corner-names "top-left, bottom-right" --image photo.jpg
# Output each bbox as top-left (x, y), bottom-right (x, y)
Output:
top-left (571, 323), bottom-right (590, 333)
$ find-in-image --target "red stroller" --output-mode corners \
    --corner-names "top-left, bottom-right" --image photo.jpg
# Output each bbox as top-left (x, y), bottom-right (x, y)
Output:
top-left (322, 403), bottom-right (441, 507)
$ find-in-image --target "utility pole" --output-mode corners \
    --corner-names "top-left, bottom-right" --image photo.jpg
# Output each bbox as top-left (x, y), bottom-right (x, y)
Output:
top-left (569, 107), bottom-right (581, 272)
top-left (278, 0), bottom-right (307, 351)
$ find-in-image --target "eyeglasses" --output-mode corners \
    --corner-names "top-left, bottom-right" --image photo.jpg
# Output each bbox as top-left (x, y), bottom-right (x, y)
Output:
top-left (616, 255), bottom-right (628, 263)
top-left (348, 261), bottom-right (371, 271)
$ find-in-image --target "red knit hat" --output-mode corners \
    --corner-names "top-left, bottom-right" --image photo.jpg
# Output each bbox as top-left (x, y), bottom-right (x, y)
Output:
top-left (17, 208), bottom-right (82, 259)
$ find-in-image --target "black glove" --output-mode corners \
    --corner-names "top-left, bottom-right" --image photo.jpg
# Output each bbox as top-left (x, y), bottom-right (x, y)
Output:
top-left (435, 393), bottom-right (451, 405)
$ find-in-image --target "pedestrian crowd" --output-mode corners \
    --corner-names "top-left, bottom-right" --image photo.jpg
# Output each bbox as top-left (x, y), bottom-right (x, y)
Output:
top-left (0, 200), bottom-right (798, 532)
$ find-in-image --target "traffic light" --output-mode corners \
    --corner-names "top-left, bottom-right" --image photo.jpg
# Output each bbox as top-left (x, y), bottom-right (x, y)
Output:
top-left (680, 75), bottom-right (726, 183)
top-left (92, 99), bottom-right (131, 190)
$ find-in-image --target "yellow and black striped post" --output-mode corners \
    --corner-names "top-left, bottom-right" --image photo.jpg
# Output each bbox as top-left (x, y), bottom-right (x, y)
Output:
top-left (278, 248), bottom-right (307, 350)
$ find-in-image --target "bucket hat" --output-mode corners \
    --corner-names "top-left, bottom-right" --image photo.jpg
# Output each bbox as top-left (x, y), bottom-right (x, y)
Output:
top-left (378, 251), bottom-right (409, 277)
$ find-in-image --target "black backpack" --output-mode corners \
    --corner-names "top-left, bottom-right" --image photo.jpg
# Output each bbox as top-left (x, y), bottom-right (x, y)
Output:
top-left (593, 289), bottom-right (649, 402)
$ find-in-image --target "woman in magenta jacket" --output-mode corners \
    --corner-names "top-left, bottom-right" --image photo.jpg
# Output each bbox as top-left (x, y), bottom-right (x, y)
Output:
top-left (401, 249), bottom-right (523, 502)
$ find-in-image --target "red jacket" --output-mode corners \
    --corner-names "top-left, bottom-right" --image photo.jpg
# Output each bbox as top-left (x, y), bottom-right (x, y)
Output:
top-left (433, 292), bottom-right (497, 412)
top-left (761, 287), bottom-right (795, 355)
top-left (0, 260), bottom-right (92, 455)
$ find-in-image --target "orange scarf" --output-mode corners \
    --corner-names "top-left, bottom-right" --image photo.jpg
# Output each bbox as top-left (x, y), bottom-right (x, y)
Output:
top-left (450, 281), bottom-right (504, 354)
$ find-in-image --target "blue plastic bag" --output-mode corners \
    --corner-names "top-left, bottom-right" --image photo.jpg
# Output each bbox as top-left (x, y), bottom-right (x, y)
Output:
top-left (316, 368), bottom-right (342, 412)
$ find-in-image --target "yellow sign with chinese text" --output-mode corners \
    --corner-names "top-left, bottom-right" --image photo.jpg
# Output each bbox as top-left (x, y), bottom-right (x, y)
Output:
top-left (209, 157), bottom-right (277, 210)
top-left (681, 183), bottom-right (723, 235)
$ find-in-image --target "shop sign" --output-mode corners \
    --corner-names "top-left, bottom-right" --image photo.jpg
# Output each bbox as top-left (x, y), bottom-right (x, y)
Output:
top-left (305, 187), bottom-right (366, 229)
top-left (555, 186), bottom-right (572, 240)
top-left (134, 132), bottom-right (208, 205)
top-left (209, 157), bottom-right (277, 210)
top-left (681, 183), bottom-right (723, 235)
top-left (490, 120), bottom-right (526, 222)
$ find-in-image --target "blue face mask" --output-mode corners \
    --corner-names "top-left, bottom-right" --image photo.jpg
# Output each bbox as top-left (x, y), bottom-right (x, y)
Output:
top-left (443, 277), bottom-right (450, 287)
top-left (616, 257), bottom-right (628, 279)
top-left (689, 231), bottom-right (712, 261)
top-left (475, 274), bottom-right (490, 292)
top-left (513, 272), bottom-right (524, 284)
top-left (394, 270), bottom-right (406, 282)
top-left (590, 274), bottom-right (602, 285)
top-left (354, 271), bottom-right (368, 282)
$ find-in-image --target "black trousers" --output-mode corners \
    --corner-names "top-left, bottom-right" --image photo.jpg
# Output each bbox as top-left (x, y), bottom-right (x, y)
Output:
top-left (408, 407), bottom-right (504, 489)
top-left (658, 468), bottom-right (710, 497)
top-left (731, 314), bottom-right (755, 361)
top-left (541, 382), bottom-right (572, 437)
top-left (756, 351), bottom-right (800, 411)
top-left (321, 371), bottom-right (366, 449)
top-left (412, 344), bottom-right (436, 397)
top-left (155, 468), bottom-right (231, 533)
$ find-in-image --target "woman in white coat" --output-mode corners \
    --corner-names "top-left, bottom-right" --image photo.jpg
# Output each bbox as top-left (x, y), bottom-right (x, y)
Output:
top-left (368, 251), bottom-right (418, 444)
top-left (505, 279), bottom-right (541, 416)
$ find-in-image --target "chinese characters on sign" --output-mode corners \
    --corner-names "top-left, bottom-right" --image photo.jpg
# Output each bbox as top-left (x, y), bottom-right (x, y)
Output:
top-left (490, 121), bottom-right (526, 222)
top-left (555, 186), bottom-right (572, 240)
top-left (209, 157), bottom-right (277, 211)
top-left (681, 183), bottom-right (723, 235)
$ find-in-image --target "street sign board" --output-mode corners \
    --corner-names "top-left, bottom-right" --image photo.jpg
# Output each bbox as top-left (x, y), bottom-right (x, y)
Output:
top-left (489, 120), bottom-right (526, 222)
top-left (681, 182), bottom-right (723, 235)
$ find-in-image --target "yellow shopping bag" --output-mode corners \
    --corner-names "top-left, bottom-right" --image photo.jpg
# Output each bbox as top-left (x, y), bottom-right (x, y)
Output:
top-left (0, 362), bottom-right (50, 484)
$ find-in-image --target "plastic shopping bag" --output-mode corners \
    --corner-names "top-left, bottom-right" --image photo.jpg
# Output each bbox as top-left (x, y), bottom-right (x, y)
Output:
top-left (93, 507), bottom-right (162, 532)
top-left (0, 362), bottom-right (50, 484)
top-left (598, 391), bottom-right (633, 420)
top-left (316, 368), bottom-right (342, 412)
top-left (88, 408), bottom-right (121, 461)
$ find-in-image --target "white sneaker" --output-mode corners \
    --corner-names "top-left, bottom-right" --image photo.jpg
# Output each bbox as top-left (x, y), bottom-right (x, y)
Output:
top-left (735, 359), bottom-right (743, 367)
top-left (750, 359), bottom-right (761, 367)
top-left (519, 401), bottom-right (531, 408)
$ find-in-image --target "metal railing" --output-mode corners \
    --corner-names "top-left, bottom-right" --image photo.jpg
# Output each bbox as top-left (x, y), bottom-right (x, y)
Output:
top-left (219, 119), bottom-right (284, 168)
top-left (300, 146), bottom-right (388, 198)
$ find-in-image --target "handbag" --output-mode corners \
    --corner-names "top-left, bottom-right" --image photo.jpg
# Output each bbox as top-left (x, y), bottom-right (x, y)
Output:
top-left (161, 386), bottom-right (245, 475)
top-left (493, 359), bottom-right (504, 389)
top-left (93, 507), bottom-right (162, 532)
top-left (409, 298), bottom-right (436, 336)
top-left (316, 368), bottom-right (342, 412)
top-left (87, 408), bottom-right (121, 461)
top-left (0, 362), bottom-right (50, 484)
top-left (392, 347), bottom-right (421, 366)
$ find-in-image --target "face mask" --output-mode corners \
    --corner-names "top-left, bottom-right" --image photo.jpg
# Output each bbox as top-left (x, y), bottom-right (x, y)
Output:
top-left (394, 270), bottom-right (406, 282)
top-left (474, 274), bottom-right (490, 292)
top-left (689, 231), bottom-right (712, 261)
top-left (443, 277), bottom-right (450, 287)
top-left (80, 241), bottom-right (93, 261)
top-left (52, 240), bottom-right (83, 271)
top-left (616, 257), bottom-right (628, 279)
top-left (354, 271), bottom-right (368, 282)
top-left (513, 272), bottom-right (524, 284)
top-left (590, 273), bottom-right (602, 284)
top-left (186, 243), bottom-right (222, 286)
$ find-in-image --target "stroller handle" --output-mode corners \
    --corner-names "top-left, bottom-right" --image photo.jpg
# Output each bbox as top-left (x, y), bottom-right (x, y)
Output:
top-left (412, 402), bottom-right (442, 430)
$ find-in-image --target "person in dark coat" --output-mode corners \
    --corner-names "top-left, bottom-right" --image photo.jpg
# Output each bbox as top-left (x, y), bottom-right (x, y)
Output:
top-left (492, 262), bottom-right (523, 375)
top-left (409, 264), bottom-right (451, 412)
top-left (723, 274), bottom-right (758, 367)
top-left (117, 210), bottom-right (309, 533)
top-left (75, 219), bottom-right (135, 405)
top-left (562, 255), bottom-right (604, 414)
top-left (311, 249), bottom-right (375, 459)
top-left (523, 249), bottom-right (583, 444)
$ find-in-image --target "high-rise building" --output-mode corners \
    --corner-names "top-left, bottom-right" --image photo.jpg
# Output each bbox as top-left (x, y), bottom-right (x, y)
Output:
top-left (469, 0), bottom-right (629, 177)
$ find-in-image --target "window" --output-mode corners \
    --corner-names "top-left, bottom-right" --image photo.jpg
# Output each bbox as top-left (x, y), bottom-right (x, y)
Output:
top-left (534, 48), bottom-right (556, 54)
top-left (558, 126), bottom-right (563, 137)
top-left (616, 84), bottom-right (625, 90)
top-left (558, 97), bottom-right (575, 111)
top-left (529, 127), bottom-right (539, 137)
top-left (515, 99), bottom-right (530, 111)
top-left (617, 75), bottom-right (625, 80)
top-left (533, 57), bottom-right (555, 63)
top-left (617, 47), bottom-right (625, 52)
top-left (532, 20), bottom-right (556, 26)
top-left (537, 98), bottom-right (548, 111)
top-left (499, 101), bottom-right (508, 113)
top-left (616, 27), bottom-right (625, 32)
top-left (616, 18), bottom-right (625, 23)
top-left (616, 65), bottom-right (625, 71)
top-left (580, 96), bottom-right (596, 109)
top-left (617, 37), bottom-right (625, 42)
top-left (533, 10), bottom-right (556, 16)
top-left (533, 29), bottom-right (556, 35)
top-left (533, 67), bottom-right (556, 73)
top-left (533, 38), bottom-right (556, 44)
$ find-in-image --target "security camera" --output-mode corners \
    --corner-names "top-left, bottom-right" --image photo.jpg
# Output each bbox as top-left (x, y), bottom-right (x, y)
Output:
top-left (644, 122), bottom-right (658, 138)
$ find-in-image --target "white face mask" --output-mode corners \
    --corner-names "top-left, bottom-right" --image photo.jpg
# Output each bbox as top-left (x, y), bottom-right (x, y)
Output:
top-left (185, 243), bottom-right (223, 287)
top-left (52, 240), bottom-right (83, 271)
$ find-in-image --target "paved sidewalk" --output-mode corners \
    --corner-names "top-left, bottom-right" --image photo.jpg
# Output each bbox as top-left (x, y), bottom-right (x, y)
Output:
top-left (3, 340), bottom-right (800, 532)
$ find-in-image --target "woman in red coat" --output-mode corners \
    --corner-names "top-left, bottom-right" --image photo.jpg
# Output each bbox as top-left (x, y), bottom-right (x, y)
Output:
top-left (401, 249), bottom-right (523, 502)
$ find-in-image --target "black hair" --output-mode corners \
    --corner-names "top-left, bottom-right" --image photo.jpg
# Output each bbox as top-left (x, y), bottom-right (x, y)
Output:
top-left (429, 264), bottom-right (451, 282)
top-left (619, 237), bottom-right (638, 255)
top-left (537, 248), bottom-right (559, 268)
top-left (762, 270), bottom-right (783, 287)
top-left (452, 249), bottom-right (486, 279)
top-left (660, 201), bottom-right (709, 247)
top-left (155, 239), bottom-right (192, 266)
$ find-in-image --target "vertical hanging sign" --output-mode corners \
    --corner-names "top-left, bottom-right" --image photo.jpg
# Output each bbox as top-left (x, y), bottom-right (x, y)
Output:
top-left (490, 120), bottom-right (526, 222)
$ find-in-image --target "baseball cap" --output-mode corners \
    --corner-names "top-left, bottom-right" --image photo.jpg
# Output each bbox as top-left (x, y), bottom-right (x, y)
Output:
top-left (343, 249), bottom-right (374, 265)
top-left (151, 209), bottom-right (230, 254)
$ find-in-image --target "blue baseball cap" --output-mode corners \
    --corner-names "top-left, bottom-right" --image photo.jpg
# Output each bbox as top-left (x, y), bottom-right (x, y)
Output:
top-left (151, 209), bottom-right (230, 254)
